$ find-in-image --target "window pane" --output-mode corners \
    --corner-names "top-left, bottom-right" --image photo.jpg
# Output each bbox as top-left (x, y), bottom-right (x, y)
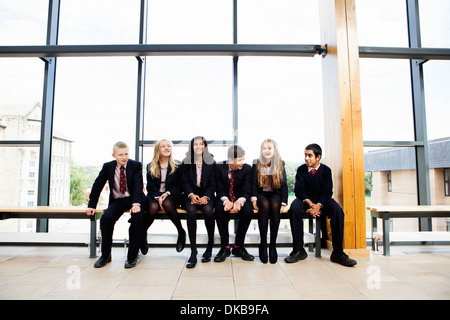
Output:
top-left (238, 0), bottom-right (320, 44)
top-left (144, 57), bottom-right (233, 142)
top-left (147, 0), bottom-right (232, 44)
top-left (0, 58), bottom-right (44, 140)
top-left (59, 0), bottom-right (141, 44)
top-left (0, 146), bottom-right (40, 207)
top-left (53, 57), bottom-right (138, 167)
top-left (238, 57), bottom-right (324, 164)
top-left (360, 59), bottom-right (415, 141)
top-left (424, 61), bottom-right (450, 140)
top-left (355, 0), bottom-right (409, 47)
top-left (0, 0), bottom-right (48, 45)
top-left (419, 0), bottom-right (450, 48)
top-left (364, 146), bottom-right (419, 232)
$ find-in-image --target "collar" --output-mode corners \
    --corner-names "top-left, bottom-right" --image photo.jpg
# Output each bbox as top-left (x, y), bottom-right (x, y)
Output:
top-left (308, 163), bottom-right (320, 172)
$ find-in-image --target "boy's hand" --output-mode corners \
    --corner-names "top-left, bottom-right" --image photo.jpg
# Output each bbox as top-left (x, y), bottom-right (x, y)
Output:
top-left (86, 208), bottom-right (96, 216)
top-left (130, 204), bottom-right (141, 214)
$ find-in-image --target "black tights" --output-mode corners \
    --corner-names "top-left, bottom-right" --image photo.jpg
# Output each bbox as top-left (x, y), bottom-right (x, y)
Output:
top-left (144, 196), bottom-right (184, 234)
top-left (257, 192), bottom-right (281, 251)
top-left (184, 199), bottom-right (215, 261)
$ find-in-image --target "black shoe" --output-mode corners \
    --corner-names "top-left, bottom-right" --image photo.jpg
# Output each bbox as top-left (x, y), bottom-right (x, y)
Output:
top-left (202, 249), bottom-right (212, 262)
top-left (94, 255), bottom-right (111, 268)
top-left (269, 246), bottom-right (278, 264)
top-left (214, 247), bottom-right (231, 262)
top-left (124, 259), bottom-right (137, 268)
top-left (232, 246), bottom-right (255, 261)
top-left (187, 254), bottom-right (197, 268)
top-left (284, 249), bottom-right (308, 263)
top-left (176, 229), bottom-right (186, 252)
top-left (141, 236), bottom-right (148, 255)
top-left (330, 251), bottom-right (357, 267)
top-left (259, 244), bottom-right (268, 264)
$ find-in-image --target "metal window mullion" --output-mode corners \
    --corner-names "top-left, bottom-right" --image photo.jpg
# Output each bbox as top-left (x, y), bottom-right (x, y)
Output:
top-left (135, 0), bottom-right (148, 163)
top-left (37, 0), bottom-right (60, 232)
top-left (232, 0), bottom-right (238, 144)
top-left (407, 0), bottom-right (431, 231)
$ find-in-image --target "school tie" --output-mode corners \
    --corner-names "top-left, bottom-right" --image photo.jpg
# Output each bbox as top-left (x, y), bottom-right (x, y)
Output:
top-left (120, 165), bottom-right (127, 194)
top-left (310, 168), bottom-right (317, 176)
top-left (229, 170), bottom-right (236, 202)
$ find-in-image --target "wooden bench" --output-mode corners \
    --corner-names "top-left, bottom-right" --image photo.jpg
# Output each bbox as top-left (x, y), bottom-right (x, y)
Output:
top-left (0, 206), bottom-right (102, 258)
top-left (368, 205), bottom-right (450, 256)
top-left (0, 206), bottom-right (322, 258)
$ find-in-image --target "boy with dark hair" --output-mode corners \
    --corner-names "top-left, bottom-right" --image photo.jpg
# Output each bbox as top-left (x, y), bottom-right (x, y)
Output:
top-left (286, 143), bottom-right (357, 267)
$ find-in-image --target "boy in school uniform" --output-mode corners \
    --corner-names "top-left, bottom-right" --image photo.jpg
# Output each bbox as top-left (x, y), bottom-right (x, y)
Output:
top-left (86, 141), bottom-right (144, 268)
top-left (214, 145), bottom-right (255, 262)
top-left (286, 143), bottom-right (357, 267)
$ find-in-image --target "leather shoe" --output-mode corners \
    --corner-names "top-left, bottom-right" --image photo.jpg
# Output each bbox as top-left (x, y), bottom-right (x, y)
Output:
top-left (284, 249), bottom-right (308, 263)
top-left (176, 229), bottom-right (186, 252)
top-left (330, 251), bottom-right (357, 267)
top-left (141, 236), bottom-right (148, 255)
top-left (94, 255), bottom-right (111, 268)
top-left (202, 250), bottom-right (212, 262)
top-left (269, 247), bottom-right (278, 264)
top-left (214, 246), bottom-right (231, 262)
top-left (232, 246), bottom-right (255, 261)
top-left (124, 259), bottom-right (137, 268)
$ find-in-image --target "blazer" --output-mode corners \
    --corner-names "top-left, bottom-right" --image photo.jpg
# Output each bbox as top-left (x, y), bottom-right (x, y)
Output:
top-left (294, 163), bottom-right (333, 206)
top-left (145, 162), bottom-right (181, 200)
top-left (180, 160), bottom-right (216, 200)
top-left (88, 159), bottom-right (144, 209)
top-left (251, 160), bottom-right (289, 205)
top-left (215, 160), bottom-right (252, 202)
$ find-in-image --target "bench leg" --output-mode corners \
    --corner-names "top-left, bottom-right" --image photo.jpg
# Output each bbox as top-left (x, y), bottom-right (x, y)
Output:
top-left (89, 216), bottom-right (97, 258)
top-left (382, 218), bottom-right (390, 256)
top-left (315, 218), bottom-right (321, 258)
top-left (308, 216), bottom-right (314, 252)
top-left (371, 215), bottom-right (377, 251)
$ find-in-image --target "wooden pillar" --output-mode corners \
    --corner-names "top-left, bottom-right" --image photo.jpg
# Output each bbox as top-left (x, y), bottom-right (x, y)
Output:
top-left (319, 0), bottom-right (368, 256)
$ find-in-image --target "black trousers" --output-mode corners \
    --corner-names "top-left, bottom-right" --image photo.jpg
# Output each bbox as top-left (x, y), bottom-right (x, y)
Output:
top-left (215, 199), bottom-right (253, 248)
top-left (100, 197), bottom-right (143, 261)
top-left (289, 198), bottom-right (345, 253)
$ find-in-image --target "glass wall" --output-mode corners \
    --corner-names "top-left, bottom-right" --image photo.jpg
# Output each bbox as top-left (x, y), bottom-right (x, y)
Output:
top-left (1, 0), bottom-right (449, 239)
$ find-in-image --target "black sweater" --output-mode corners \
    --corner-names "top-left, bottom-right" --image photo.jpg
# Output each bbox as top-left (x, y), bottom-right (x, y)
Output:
top-left (294, 163), bottom-right (333, 206)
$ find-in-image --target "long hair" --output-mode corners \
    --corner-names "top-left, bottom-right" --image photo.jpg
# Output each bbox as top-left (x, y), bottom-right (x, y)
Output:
top-left (183, 136), bottom-right (215, 167)
top-left (257, 139), bottom-right (283, 189)
top-left (148, 139), bottom-right (178, 178)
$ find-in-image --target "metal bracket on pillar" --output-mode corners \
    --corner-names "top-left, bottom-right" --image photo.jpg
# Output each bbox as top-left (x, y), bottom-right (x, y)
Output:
top-left (414, 59), bottom-right (428, 66)
top-left (320, 44), bottom-right (328, 58)
top-left (135, 56), bottom-right (145, 63)
top-left (39, 57), bottom-right (54, 64)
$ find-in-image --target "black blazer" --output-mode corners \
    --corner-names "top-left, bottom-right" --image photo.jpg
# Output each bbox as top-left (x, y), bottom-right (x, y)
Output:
top-left (88, 159), bottom-right (144, 208)
top-left (294, 163), bottom-right (333, 206)
top-left (215, 160), bottom-right (252, 201)
top-left (180, 160), bottom-right (216, 200)
top-left (145, 162), bottom-right (181, 200)
top-left (251, 160), bottom-right (289, 204)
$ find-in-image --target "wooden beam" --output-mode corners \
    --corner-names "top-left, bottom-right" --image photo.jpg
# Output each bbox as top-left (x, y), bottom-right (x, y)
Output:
top-left (319, 0), bottom-right (367, 252)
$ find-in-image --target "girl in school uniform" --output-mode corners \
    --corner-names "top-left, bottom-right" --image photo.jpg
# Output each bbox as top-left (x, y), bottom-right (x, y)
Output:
top-left (143, 139), bottom-right (186, 254)
top-left (251, 139), bottom-right (288, 263)
top-left (180, 136), bottom-right (216, 268)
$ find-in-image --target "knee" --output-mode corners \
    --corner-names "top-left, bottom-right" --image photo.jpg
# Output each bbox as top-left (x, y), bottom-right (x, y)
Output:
top-left (147, 201), bottom-right (160, 215)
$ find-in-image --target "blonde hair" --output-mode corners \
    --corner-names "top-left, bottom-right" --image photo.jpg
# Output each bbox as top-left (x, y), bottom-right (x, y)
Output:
top-left (113, 141), bottom-right (128, 153)
top-left (148, 139), bottom-right (178, 178)
top-left (257, 139), bottom-right (283, 189)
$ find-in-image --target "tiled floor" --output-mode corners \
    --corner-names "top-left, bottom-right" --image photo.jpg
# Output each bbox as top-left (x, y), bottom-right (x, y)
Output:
top-left (0, 244), bottom-right (449, 300)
